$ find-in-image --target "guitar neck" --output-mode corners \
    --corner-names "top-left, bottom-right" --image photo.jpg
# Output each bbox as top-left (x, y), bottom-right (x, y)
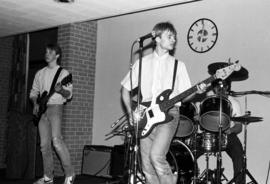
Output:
top-left (163, 75), bottom-right (216, 109)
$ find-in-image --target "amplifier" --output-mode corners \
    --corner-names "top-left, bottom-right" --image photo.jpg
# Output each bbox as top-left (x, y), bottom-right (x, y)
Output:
top-left (110, 144), bottom-right (125, 177)
top-left (81, 145), bottom-right (112, 178)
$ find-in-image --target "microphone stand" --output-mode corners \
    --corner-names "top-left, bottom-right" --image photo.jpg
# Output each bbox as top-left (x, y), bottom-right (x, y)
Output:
top-left (128, 39), bottom-right (144, 184)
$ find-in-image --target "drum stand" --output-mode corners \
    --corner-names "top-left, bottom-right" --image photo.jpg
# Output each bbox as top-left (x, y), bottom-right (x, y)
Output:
top-left (191, 123), bottom-right (199, 184)
top-left (227, 97), bottom-right (258, 184)
top-left (200, 92), bottom-right (226, 183)
top-left (197, 153), bottom-right (228, 184)
top-left (213, 93), bottom-right (225, 184)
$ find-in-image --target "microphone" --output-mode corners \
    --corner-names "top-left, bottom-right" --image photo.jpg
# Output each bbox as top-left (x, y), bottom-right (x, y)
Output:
top-left (137, 31), bottom-right (156, 42)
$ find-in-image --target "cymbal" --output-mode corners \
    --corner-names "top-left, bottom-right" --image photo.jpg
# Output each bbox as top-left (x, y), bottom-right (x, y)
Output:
top-left (231, 115), bottom-right (263, 123)
top-left (208, 62), bottom-right (249, 81)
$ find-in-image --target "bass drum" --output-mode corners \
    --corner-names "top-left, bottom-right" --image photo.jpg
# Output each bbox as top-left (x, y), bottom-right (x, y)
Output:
top-left (175, 102), bottom-right (197, 138)
top-left (200, 95), bottom-right (232, 132)
top-left (168, 138), bottom-right (195, 184)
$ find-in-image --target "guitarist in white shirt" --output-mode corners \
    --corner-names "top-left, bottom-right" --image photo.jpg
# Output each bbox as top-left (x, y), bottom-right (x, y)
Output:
top-left (30, 44), bottom-right (75, 184)
top-left (121, 22), bottom-right (205, 184)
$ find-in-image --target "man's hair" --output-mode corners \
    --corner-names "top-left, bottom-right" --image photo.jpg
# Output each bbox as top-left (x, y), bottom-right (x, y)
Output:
top-left (153, 21), bottom-right (177, 39)
top-left (46, 43), bottom-right (62, 64)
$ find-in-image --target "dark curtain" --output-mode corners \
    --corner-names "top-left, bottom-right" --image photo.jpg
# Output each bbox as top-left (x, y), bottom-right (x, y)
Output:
top-left (5, 34), bottom-right (38, 179)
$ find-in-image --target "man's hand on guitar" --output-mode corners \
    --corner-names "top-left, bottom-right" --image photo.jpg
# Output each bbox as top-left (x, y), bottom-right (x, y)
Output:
top-left (55, 83), bottom-right (63, 93)
top-left (128, 111), bottom-right (141, 125)
top-left (33, 103), bottom-right (40, 117)
top-left (55, 83), bottom-right (71, 98)
top-left (128, 105), bottom-right (145, 125)
top-left (196, 82), bottom-right (208, 94)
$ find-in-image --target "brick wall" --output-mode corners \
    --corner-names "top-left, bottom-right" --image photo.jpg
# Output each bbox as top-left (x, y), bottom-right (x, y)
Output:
top-left (55, 20), bottom-right (97, 176)
top-left (0, 20), bottom-right (97, 176)
top-left (0, 36), bottom-right (14, 168)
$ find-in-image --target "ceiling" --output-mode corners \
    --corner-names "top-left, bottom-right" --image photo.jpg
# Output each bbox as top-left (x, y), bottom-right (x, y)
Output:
top-left (0, 0), bottom-right (198, 38)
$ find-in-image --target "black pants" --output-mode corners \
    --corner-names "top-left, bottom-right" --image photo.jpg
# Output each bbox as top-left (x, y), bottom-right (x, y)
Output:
top-left (225, 133), bottom-right (244, 184)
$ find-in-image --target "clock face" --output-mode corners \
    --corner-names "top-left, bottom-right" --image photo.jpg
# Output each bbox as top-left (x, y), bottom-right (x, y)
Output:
top-left (187, 18), bottom-right (218, 53)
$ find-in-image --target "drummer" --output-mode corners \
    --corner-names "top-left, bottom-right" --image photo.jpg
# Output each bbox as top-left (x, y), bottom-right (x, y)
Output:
top-left (207, 79), bottom-right (244, 184)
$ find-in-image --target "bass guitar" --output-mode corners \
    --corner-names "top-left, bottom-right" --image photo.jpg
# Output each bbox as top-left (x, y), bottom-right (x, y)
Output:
top-left (137, 62), bottom-right (241, 138)
top-left (34, 73), bottom-right (72, 124)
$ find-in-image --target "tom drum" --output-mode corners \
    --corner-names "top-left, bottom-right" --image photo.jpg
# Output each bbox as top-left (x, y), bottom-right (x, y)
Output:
top-left (199, 95), bottom-right (232, 132)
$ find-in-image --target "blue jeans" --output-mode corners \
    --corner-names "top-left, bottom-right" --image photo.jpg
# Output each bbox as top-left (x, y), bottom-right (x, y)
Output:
top-left (140, 107), bottom-right (179, 184)
top-left (38, 105), bottom-right (74, 178)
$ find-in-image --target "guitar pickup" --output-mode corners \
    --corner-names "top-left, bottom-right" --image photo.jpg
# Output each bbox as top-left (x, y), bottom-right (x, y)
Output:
top-left (148, 110), bottom-right (154, 118)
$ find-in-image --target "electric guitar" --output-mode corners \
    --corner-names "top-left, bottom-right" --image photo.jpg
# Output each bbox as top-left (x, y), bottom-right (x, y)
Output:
top-left (33, 73), bottom-right (72, 124)
top-left (137, 62), bottom-right (241, 138)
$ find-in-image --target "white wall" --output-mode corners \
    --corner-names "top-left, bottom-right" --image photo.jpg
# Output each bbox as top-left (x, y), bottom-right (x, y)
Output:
top-left (93, 0), bottom-right (270, 183)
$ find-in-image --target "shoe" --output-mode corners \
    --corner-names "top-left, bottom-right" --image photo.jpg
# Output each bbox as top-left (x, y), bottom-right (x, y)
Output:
top-left (63, 174), bottom-right (76, 184)
top-left (33, 177), bottom-right (54, 184)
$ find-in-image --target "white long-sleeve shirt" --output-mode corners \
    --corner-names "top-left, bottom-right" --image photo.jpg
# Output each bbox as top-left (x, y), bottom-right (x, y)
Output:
top-left (30, 65), bottom-right (73, 105)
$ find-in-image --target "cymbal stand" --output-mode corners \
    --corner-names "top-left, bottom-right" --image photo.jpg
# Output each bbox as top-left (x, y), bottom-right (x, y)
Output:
top-left (192, 123), bottom-right (199, 184)
top-left (216, 91), bottom-right (224, 184)
top-left (227, 96), bottom-right (258, 184)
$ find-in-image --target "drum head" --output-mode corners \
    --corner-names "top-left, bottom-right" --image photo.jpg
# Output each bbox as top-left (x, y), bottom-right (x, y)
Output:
top-left (176, 103), bottom-right (197, 137)
top-left (199, 95), bottom-right (232, 132)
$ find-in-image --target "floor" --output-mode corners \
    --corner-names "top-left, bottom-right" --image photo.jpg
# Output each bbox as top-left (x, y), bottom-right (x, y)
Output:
top-left (0, 175), bottom-right (124, 184)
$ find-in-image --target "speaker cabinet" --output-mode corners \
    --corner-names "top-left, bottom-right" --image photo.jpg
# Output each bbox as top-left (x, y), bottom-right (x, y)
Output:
top-left (81, 145), bottom-right (112, 178)
top-left (110, 144), bottom-right (125, 177)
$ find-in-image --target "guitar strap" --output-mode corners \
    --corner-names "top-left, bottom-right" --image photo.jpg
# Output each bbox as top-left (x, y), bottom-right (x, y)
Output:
top-left (48, 67), bottom-right (63, 96)
top-left (171, 59), bottom-right (178, 91)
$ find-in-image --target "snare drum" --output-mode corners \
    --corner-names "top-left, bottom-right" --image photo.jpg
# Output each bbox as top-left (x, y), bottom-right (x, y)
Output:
top-left (175, 102), bottom-right (197, 138)
top-left (200, 95), bottom-right (232, 132)
top-left (200, 132), bottom-right (228, 152)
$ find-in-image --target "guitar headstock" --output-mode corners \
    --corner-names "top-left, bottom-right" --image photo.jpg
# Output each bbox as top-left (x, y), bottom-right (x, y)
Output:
top-left (215, 61), bottom-right (241, 80)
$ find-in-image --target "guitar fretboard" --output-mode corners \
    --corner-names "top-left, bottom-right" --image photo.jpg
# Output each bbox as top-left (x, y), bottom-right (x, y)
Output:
top-left (161, 75), bottom-right (216, 109)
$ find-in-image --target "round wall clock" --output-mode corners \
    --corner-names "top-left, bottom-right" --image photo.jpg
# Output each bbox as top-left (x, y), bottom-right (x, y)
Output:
top-left (187, 18), bottom-right (218, 53)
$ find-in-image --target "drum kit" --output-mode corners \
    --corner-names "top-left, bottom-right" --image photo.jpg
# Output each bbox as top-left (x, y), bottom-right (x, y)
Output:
top-left (106, 62), bottom-right (269, 184)
top-left (168, 62), bottom-right (265, 184)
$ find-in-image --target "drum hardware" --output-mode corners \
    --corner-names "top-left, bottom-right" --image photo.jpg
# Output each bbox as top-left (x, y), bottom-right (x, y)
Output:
top-left (106, 116), bottom-right (146, 184)
top-left (191, 123), bottom-right (200, 184)
top-left (215, 83), bottom-right (227, 184)
top-left (228, 90), bottom-right (270, 97)
top-left (197, 159), bottom-right (228, 184)
top-left (198, 93), bottom-right (228, 183)
top-left (227, 97), bottom-right (259, 184)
